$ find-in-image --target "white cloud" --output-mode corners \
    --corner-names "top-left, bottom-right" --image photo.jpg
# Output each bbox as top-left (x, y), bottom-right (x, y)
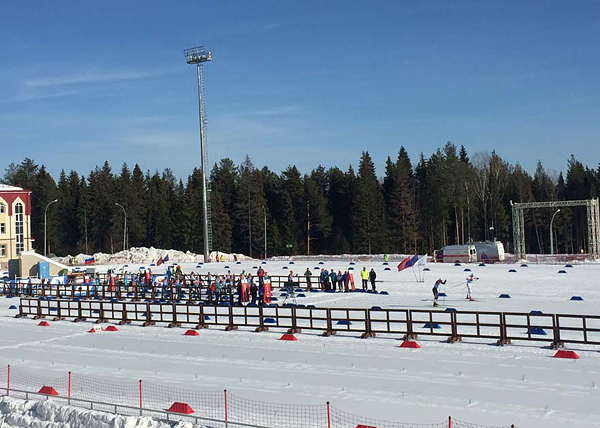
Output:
top-left (21, 70), bottom-right (167, 90)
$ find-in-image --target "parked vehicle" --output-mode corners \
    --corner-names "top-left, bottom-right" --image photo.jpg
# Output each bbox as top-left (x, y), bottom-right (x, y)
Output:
top-left (440, 244), bottom-right (478, 263)
top-left (470, 241), bottom-right (505, 263)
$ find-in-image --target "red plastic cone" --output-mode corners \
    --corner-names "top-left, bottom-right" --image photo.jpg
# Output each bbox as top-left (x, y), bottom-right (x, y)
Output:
top-left (400, 341), bottom-right (420, 349)
top-left (38, 386), bottom-right (59, 396)
top-left (279, 334), bottom-right (297, 341)
top-left (167, 402), bottom-right (194, 414)
top-left (184, 329), bottom-right (199, 336)
top-left (38, 321), bottom-right (50, 327)
top-left (554, 350), bottom-right (579, 359)
top-left (104, 325), bottom-right (119, 332)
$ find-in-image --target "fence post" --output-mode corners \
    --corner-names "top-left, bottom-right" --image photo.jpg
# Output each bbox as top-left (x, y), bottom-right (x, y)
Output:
top-left (406, 310), bottom-right (414, 340)
top-left (553, 314), bottom-right (562, 349)
top-left (139, 380), bottom-right (142, 416)
top-left (448, 415), bottom-right (452, 427)
top-left (224, 389), bottom-right (228, 426)
top-left (68, 371), bottom-right (71, 402)
top-left (326, 401), bottom-right (331, 428)
top-left (7, 365), bottom-right (10, 396)
top-left (324, 308), bottom-right (333, 336)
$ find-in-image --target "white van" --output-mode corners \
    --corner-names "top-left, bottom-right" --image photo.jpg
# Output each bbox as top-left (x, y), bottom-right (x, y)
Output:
top-left (441, 244), bottom-right (478, 263)
top-left (470, 241), bottom-right (505, 263)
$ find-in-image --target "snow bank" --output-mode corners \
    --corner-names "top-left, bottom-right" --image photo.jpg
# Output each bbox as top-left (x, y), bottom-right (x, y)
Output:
top-left (54, 247), bottom-right (251, 266)
top-left (0, 397), bottom-right (196, 428)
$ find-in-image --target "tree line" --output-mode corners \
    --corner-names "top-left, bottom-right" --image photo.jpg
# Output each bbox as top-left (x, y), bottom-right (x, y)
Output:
top-left (3, 142), bottom-right (599, 257)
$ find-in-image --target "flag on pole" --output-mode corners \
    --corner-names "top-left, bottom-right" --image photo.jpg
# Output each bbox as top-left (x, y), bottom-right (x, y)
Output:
top-left (156, 256), bottom-right (164, 266)
top-left (84, 257), bottom-right (95, 265)
top-left (404, 254), bottom-right (419, 269)
top-left (397, 257), bottom-right (411, 271)
top-left (416, 254), bottom-right (427, 266)
top-left (163, 254), bottom-right (170, 263)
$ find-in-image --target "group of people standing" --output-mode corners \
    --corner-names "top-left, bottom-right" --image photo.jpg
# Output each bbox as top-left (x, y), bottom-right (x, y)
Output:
top-left (306, 268), bottom-right (357, 292)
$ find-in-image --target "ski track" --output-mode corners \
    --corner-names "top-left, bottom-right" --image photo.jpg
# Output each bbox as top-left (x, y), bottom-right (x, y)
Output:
top-left (1, 260), bottom-right (600, 427)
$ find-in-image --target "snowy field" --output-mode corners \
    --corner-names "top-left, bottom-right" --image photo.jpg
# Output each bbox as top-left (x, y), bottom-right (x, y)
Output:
top-left (2, 259), bottom-right (600, 427)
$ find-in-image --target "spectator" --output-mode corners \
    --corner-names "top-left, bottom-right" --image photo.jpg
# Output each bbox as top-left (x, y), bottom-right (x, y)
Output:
top-left (360, 267), bottom-right (368, 290)
top-left (369, 268), bottom-right (377, 291)
top-left (304, 268), bottom-right (312, 291)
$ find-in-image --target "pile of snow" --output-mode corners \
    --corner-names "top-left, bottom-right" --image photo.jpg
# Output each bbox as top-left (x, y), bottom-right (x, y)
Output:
top-left (0, 397), bottom-right (196, 428)
top-left (54, 247), bottom-right (251, 266)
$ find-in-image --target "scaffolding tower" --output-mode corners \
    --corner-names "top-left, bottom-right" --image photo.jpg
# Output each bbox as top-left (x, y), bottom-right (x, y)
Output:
top-left (511, 198), bottom-right (600, 259)
top-left (184, 46), bottom-right (213, 261)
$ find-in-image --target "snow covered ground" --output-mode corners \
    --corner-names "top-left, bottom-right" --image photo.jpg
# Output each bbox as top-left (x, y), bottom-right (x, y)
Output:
top-left (0, 397), bottom-right (194, 428)
top-left (2, 259), bottom-right (600, 427)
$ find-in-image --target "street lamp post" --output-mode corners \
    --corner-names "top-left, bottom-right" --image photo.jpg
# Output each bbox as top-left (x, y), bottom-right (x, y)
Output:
top-left (262, 205), bottom-right (267, 259)
top-left (115, 203), bottom-right (127, 253)
top-left (550, 209), bottom-right (561, 255)
top-left (44, 199), bottom-right (58, 257)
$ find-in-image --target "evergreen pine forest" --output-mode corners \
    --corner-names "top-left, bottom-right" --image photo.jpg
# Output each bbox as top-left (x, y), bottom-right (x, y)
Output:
top-left (3, 142), bottom-right (599, 258)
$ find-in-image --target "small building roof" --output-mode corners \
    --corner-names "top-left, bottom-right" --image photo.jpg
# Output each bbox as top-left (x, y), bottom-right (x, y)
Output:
top-left (0, 184), bottom-right (24, 191)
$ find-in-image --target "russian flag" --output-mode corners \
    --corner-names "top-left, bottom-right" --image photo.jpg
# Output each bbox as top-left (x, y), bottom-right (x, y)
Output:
top-left (85, 256), bottom-right (95, 265)
top-left (397, 257), bottom-right (410, 271)
top-left (404, 254), bottom-right (419, 269)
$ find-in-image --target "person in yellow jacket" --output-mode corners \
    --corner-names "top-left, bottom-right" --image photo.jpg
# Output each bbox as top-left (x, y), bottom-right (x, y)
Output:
top-left (360, 267), bottom-right (369, 290)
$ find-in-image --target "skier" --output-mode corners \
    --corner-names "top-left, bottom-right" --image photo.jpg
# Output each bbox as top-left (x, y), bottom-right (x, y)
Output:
top-left (369, 268), bottom-right (377, 291)
top-left (466, 273), bottom-right (478, 301)
top-left (360, 267), bottom-right (369, 290)
top-left (432, 278), bottom-right (446, 307)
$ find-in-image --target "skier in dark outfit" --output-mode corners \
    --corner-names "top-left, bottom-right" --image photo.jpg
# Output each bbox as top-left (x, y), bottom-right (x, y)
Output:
top-left (432, 278), bottom-right (446, 307)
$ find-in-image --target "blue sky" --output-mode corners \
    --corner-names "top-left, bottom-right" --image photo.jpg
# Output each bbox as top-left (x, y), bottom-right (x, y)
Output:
top-left (1, 1), bottom-right (599, 179)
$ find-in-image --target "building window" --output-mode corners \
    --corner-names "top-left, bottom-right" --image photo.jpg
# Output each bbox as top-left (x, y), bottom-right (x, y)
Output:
top-left (15, 203), bottom-right (24, 254)
top-left (0, 223), bottom-right (4, 234)
top-left (0, 245), bottom-right (5, 257)
top-left (0, 203), bottom-right (5, 214)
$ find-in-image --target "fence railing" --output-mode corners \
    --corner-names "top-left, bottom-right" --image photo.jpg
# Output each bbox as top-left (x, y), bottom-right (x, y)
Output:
top-left (0, 365), bottom-right (514, 428)
top-left (15, 298), bottom-right (600, 348)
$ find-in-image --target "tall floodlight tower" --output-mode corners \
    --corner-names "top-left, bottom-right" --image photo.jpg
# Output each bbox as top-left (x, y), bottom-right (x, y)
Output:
top-left (184, 46), bottom-right (213, 262)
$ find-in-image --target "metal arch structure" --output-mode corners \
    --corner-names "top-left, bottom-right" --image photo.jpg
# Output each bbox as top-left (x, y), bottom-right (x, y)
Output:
top-left (511, 198), bottom-right (600, 259)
